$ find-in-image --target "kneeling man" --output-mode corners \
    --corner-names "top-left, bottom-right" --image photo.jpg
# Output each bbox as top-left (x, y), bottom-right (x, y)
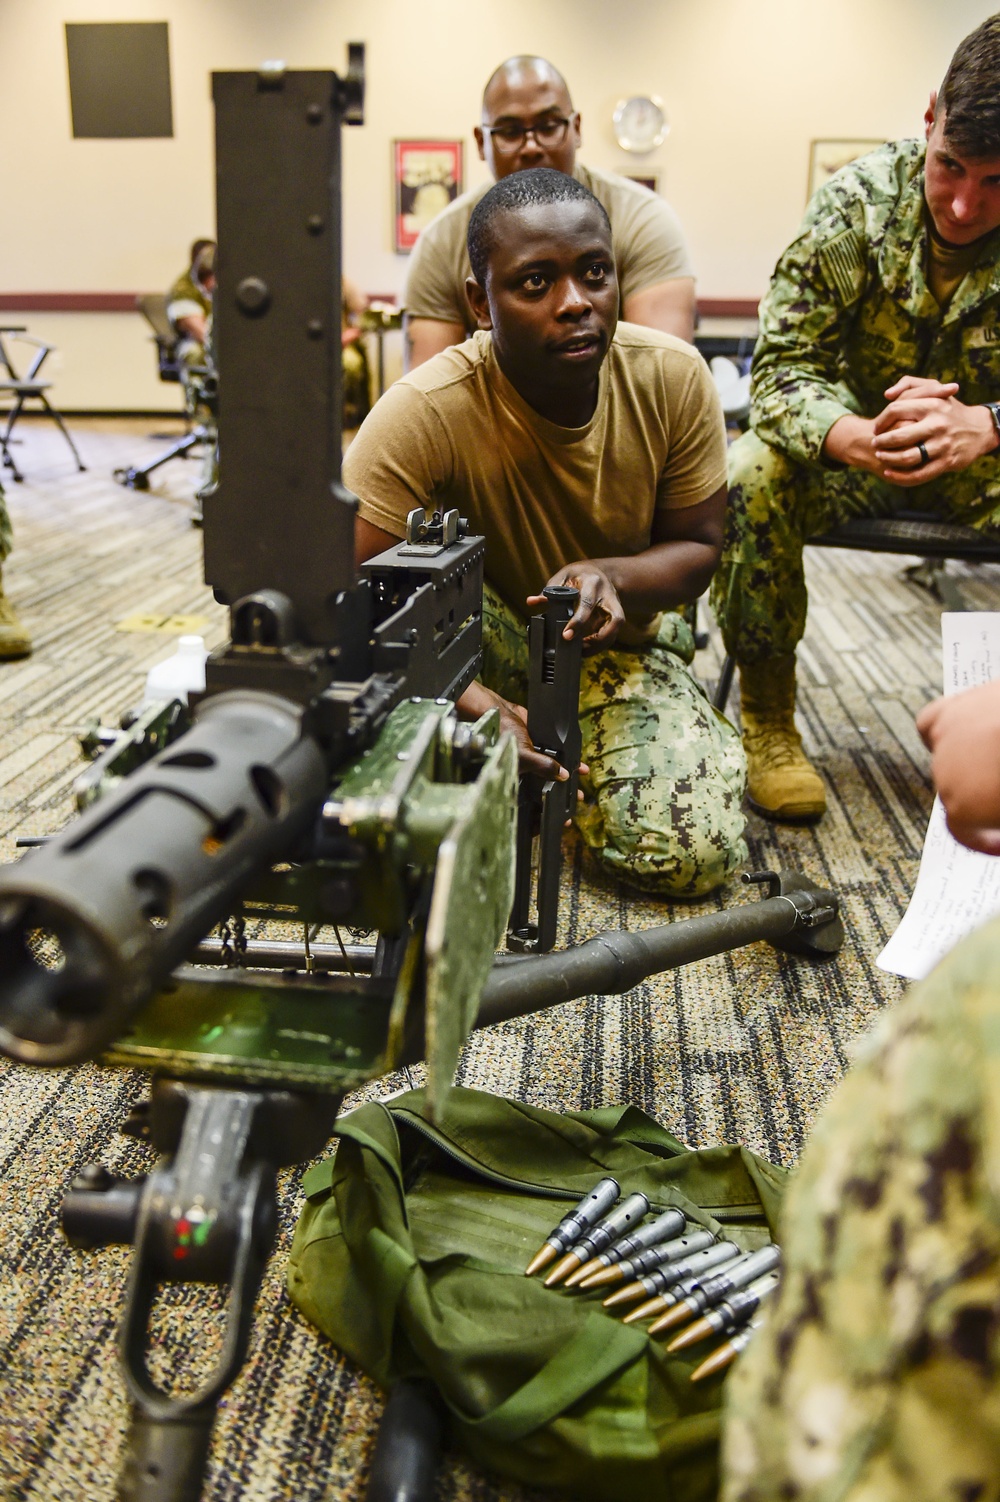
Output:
top-left (348, 169), bottom-right (745, 896)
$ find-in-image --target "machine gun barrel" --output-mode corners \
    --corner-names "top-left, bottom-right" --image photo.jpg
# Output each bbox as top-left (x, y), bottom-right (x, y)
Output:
top-left (0, 690), bottom-right (326, 1066)
top-left (479, 873), bottom-right (842, 1028)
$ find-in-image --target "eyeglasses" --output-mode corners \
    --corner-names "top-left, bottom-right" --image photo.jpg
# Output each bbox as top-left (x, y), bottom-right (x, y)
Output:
top-left (481, 116), bottom-right (573, 153)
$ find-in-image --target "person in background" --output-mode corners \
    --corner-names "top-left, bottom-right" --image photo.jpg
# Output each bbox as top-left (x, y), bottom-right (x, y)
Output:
top-left (402, 55), bottom-right (696, 370)
top-left (349, 169), bottom-right (745, 896)
top-left (711, 14), bottom-right (1000, 824)
top-left (722, 675), bottom-right (1000, 1501)
top-left (166, 239), bottom-right (216, 367)
top-left (342, 274), bottom-right (372, 432)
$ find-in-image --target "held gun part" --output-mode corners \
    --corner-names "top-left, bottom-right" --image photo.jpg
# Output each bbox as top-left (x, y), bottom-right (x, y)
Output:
top-left (647, 1243), bottom-right (781, 1335)
top-left (581, 1228), bottom-right (715, 1290)
top-left (507, 585), bottom-right (583, 954)
top-left (543, 1192), bottom-right (650, 1286)
top-left (665, 1269), bottom-right (781, 1352)
top-left (604, 1238), bottom-right (741, 1310)
top-left (566, 1206), bottom-right (686, 1286)
top-left (524, 1176), bottom-right (620, 1277)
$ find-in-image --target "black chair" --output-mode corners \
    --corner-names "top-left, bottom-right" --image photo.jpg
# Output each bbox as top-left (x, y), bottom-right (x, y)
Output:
top-left (113, 295), bottom-right (214, 492)
top-left (713, 511), bottom-right (1000, 711)
top-left (0, 328), bottom-right (86, 482)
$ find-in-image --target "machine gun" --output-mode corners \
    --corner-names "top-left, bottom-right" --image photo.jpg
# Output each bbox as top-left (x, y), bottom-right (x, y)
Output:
top-left (0, 51), bottom-right (844, 1502)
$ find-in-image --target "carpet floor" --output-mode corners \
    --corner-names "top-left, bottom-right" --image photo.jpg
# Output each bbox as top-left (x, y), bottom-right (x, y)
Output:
top-left (2, 418), bottom-right (998, 1501)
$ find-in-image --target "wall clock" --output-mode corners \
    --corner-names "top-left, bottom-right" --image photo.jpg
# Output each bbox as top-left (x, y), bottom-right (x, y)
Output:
top-left (612, 95), bottom-right (667, 154)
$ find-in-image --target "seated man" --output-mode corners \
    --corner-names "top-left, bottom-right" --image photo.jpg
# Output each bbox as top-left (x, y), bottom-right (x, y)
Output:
top-left (403, 54), bottom-right (695, 370)
top-left (710, 14), bottom-right (1000, 823)
top-left (166, 239), bottom-right (216, 368)
top-left (348, 168), bottom-right (746, 897)
top-left (722, 676), bottom-right (1000, 1501)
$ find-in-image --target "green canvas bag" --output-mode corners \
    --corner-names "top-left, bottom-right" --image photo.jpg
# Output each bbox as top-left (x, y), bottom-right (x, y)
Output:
top-left (288, 1087), bottom-right (787, 1502)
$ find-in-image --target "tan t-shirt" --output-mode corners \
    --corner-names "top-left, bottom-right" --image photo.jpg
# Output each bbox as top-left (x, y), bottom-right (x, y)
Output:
top-left (345, 323), bottom-right (726, 641)
top-left (925, 217), bottom-right (997, 309)
top-left (403, 162), bottom-right (694, 330)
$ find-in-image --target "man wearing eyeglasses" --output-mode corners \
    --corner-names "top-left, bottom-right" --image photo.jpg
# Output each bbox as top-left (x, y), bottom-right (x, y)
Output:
top-left (402, 55), bottom-right (695, 370)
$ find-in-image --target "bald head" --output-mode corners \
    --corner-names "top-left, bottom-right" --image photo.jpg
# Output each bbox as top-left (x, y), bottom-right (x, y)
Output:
top-left (476, 56), bottom-right (581, 181)
top-left (482, 57), bottom-right (572, 115)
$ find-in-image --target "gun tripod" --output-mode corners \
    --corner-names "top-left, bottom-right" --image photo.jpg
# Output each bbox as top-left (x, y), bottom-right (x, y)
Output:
top-left (114, 421), bottom-right (211, 493)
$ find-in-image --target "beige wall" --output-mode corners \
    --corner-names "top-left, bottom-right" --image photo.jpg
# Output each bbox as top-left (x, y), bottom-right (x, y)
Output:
top-left (2, 0), bottom-right (997, 407)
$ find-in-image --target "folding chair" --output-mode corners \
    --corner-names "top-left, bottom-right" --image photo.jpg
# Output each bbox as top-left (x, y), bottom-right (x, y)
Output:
top-left (713, 511), bottom-right (1000, 711)
top-left (0, 329), bottom-right (86, 482)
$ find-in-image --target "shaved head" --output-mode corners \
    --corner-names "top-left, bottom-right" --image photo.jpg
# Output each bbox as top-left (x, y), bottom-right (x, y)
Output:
top-left (476, 55), bottom-right (581, 181)
top-left (482, 56), bottom-right (572, 116)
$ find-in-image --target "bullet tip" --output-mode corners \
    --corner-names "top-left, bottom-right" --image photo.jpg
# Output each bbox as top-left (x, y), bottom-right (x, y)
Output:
top-left (689, 1346), bottom-right (737, 1383)
top-left (579, 1266), bottom-right (618, 1290)
top-left (666, 1318), bottom-right (711, 1353)
top-left (648, 1303), bottom-right (692, 1337)
top-left (602, 1283), bottom-right (643, 1310)
top-left (524, 1244), bottom-right (557, 1277)
top-left (543, 1251), bottom-right (579, 1287)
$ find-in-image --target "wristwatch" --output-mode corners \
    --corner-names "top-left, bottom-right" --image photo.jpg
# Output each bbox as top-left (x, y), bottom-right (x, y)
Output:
top-left (985, 402), bottom-right (1000, 451)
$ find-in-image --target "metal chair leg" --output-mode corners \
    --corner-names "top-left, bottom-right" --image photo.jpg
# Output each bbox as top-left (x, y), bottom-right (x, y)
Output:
top-left (1, 394), bottom-right (26, 482)
top-left (39, 396), bottom-right (86, 471)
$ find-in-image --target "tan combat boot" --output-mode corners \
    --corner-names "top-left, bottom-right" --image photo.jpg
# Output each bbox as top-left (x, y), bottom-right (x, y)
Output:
top-left (0, 576), bottom-right (32, 660)
top-left (738, 656), bottom-right (825, 821)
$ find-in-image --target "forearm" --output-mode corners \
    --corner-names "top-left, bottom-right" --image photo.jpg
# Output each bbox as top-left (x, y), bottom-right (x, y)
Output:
top-left (822, 412), bottom-right (881, 472)
top-left (623, 278), bottom-right (696, 344)
top-left (403, 315), bottom-right (466, 372)
top-left (750, 352), bottom-right (859, 465)
top-left (602, 540), bottom-right (720, 617)
top-left (177, 313), bottom-right (208, 344)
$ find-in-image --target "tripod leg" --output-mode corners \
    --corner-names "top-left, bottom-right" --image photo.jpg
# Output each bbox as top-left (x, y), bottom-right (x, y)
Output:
top-left (116, 1406), bottom-right (214, 1502)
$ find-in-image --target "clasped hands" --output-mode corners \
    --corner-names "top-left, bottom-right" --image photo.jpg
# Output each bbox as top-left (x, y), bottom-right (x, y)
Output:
top-left (863, 375), bottom-right (998, 484)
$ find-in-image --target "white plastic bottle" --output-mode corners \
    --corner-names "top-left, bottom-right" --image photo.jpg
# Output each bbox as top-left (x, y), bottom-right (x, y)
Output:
top-left (142, 635), bottom-right (208, 706)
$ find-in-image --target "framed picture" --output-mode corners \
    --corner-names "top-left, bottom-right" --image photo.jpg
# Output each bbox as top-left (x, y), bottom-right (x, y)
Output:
top-left (394, 139), bottom-right (464, 253)
top-left (807, 139), bottom-right (884, 201)
top-left (626, 173), bottom-right (659, 193)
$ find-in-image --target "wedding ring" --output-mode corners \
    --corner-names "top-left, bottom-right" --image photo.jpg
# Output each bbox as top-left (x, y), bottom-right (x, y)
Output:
top-left (918, 441), bottom-right (930, 466)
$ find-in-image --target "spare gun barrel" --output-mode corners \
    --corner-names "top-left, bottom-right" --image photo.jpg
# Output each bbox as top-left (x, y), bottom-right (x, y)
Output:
top-left (480, 876), bottom-right (840, 1026)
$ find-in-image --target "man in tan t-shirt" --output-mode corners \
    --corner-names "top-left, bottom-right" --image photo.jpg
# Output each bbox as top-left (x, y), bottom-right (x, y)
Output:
top-left (349, 168), bottom-right (745, 897)
top-left (403, 55), bottom-right (695, 370)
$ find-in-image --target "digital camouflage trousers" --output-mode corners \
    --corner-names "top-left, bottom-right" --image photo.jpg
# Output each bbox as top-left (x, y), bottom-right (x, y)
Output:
top-left (710, 429), bottom-right (1000, 665)
top-left (480, 584), bottom-right (747, 897)
top-left (722, 909), bottom-right (1000, 1502)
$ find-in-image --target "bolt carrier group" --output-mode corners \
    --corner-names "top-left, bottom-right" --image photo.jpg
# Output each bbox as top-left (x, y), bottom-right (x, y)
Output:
top-left (525, 1180), bottom-right (782, 1383)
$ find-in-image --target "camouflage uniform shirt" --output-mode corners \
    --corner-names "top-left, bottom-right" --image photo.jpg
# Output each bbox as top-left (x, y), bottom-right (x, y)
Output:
top-left (752, 139), bottom-right (1000, 466)
top-left (722, 911), bottom-right (1000, 1501)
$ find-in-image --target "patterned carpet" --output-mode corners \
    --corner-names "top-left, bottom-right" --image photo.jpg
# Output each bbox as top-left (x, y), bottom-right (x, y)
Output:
top-left (2, 418), bottom-right (999, 1500)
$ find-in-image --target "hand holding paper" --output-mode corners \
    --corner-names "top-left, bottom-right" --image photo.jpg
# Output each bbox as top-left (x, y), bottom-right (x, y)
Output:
top-left (918, 681), bottom-right (1000, 856)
